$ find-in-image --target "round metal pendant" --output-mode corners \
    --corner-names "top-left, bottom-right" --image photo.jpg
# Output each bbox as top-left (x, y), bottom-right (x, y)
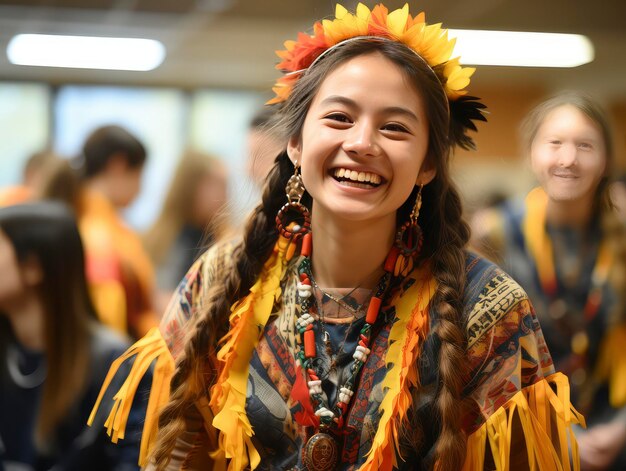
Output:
top-left (303, 432), bottom-right (339, 471)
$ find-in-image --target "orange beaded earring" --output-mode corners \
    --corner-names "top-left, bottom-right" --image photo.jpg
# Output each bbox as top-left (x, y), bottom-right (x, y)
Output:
top-left (275, 160), bottom-right (311, 240)
top-left (392, 184), bottom-right (424, 277)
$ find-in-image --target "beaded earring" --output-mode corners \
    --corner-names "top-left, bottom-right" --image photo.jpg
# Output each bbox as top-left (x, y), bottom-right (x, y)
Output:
top-left (392, 184), bottom-right (424, 277)
top-left (275, 160), bottom-right (311, 240)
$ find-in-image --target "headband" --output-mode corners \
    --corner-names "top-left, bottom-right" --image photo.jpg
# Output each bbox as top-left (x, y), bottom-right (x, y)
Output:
top-left (268, 3), bottom-right (487, 150)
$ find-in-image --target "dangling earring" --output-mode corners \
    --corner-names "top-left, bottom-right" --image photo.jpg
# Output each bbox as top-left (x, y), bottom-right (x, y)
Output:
top-left (393, 185), bottom-right (424, 277)
top-left (275, 160), bottom-right (311, 240)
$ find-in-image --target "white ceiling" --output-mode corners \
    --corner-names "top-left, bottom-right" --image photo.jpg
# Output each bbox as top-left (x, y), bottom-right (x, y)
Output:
top-left (0, 0), bottom-right (625, 100)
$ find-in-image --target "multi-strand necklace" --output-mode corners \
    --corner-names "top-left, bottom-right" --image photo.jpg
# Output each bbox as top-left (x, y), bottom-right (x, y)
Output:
top-left (294, 232), bottom-right (397, 471)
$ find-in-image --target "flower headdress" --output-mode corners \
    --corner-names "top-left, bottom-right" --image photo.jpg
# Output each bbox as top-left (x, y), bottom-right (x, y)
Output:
top-left (268, 2), bottom-right (487, 150)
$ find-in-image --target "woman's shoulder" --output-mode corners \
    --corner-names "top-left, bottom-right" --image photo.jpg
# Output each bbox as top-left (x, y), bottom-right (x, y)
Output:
top-left (160, 238), bottom-right (240, 360)
top-left (194, 238), bottom-right (239, 276)
top-left (462, 252), bottom-right (532, 347)
top-left (461, 252), bottom-right (555, 396)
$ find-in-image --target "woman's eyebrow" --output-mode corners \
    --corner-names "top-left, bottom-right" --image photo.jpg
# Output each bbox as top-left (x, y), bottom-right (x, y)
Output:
top-left (319, 95), bottom-right (419, 122)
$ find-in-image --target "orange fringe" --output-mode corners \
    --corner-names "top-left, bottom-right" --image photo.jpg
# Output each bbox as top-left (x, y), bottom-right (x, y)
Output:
top-left (463, 373), bottom-right (585, 471)
top-left (593, 323), bottom-right (626, 408)
top-left (360, 264), bottom-right (436, 471)
top-left (208, 236), bottom-right (291, 470)
top-left (87, 327), bottom-right (174, 466)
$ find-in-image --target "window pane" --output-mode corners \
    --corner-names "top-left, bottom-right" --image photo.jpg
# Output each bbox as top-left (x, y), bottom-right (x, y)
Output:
top-left (0, 82), bottom-right (50, 187)
top-left (189, 89), bottom-right (265, 223)
top-left (54, 85), bottom-right (187, 230)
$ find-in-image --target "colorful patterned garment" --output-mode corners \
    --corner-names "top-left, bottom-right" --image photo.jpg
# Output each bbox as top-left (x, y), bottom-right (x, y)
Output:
top-left (92, 237), bottom-right (583, 470)
top-left (472, 187), bottom-right (626, 468)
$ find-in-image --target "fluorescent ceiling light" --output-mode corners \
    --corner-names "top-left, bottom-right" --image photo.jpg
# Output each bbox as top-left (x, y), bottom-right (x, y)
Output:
top-left (449, 29), bottom-right (594, 67)
top-left (7, 34), bottom-right (166, 71)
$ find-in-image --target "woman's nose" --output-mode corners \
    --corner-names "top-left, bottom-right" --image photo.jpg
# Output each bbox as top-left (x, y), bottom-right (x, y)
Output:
top-left (341, 123), bottom-right (381, 157)
top-left (557, 143), bottom-right (578, 167)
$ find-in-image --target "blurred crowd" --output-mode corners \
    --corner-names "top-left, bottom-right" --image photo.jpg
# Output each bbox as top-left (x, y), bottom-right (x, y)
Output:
top-left (1, 92), bottom-right (625, 470)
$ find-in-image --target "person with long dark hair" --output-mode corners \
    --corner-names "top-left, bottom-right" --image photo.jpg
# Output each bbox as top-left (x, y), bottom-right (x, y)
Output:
top-left (473, 91), bottom-right (626, 470)
top-left (143, 150), bottom-right (230, 312)
top-left (92, 4), bottom-right (582, 470)
top-left (0, 202), bottom-right (145, 470)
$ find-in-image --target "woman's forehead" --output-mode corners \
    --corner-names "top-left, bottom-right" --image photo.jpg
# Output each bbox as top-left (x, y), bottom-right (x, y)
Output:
top-left (312, 53), bottom-right (424, 111)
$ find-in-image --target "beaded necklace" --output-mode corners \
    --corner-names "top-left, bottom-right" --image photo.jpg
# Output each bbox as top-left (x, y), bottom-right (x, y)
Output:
top-left (293, 233), bottom-right (398, 470)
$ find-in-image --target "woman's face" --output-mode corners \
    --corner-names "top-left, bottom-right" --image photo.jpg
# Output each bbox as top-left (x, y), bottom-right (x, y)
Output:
top-left (530, 105), bottom-right (606, 204)
top-left (0, 230), bottom-right (25, 306)
top-left (288, 52), bottom-right (434, 224)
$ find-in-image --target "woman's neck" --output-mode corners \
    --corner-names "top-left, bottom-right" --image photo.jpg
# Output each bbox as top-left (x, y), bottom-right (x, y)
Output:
top-left (309, 207), bottom-right (396, 289)
top-left (2, 293), bottom-right (45, 351)
top-left (546, 195), bottom-right (594, 229)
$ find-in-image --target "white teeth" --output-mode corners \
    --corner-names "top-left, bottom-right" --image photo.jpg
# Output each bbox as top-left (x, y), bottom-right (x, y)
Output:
top-left (333, 167), bottom-right (382, 185)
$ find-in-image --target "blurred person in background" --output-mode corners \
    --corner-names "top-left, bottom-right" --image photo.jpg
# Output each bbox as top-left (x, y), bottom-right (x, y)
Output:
top-left (39, 125), bottom-right (157, 340)
top-left (0, 151), bottom-right (59, 207)
top-left (0, 201), bottom-right (145, 471)
top-left (610, 172), bottom-right (626, 223)
top-left (472, 91), bottom-right (626, 470)
top-left (143, 150), bottom-right (230, 312)
top-left (246, 106), bottom-right (283, 189)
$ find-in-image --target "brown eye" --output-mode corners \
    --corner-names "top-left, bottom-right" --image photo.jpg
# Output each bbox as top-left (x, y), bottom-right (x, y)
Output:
top-left (325, 113), bottom-right (351, 123)
top-left (382, 123), bottom-right (409, 133)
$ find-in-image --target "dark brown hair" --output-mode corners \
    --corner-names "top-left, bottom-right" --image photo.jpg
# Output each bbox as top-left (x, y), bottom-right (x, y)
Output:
top-left (82, 125), bottom-right (147, 178)
top-left (0, 202), bottom-right (96, 447)
top-left (153, 39), bottom-right (470, 469)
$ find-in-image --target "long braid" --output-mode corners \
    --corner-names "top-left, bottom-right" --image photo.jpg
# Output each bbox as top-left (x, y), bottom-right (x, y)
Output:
top-left (422, 176), bottom-right (471, 468)
top-left (150, 152), bottom-right (294, 469)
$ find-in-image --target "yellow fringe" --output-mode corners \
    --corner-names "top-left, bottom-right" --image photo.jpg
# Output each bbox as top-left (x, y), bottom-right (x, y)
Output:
top-left (593, 323), bottom-right (626, 408)
top-left (360, 265), bottom-right (436, 471)
top-left (208, 236), bottom-right (290, 471)
top-left (463, 372), bottom-right (585, 471)
top-left (87, 327), bottom-right (174, 466)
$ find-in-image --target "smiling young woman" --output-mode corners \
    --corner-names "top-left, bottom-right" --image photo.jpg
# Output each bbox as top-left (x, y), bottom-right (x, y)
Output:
top-left (92, 4), bottom-right (583, 470)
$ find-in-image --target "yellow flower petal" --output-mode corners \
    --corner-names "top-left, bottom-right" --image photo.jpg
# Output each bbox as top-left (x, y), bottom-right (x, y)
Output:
top-left (270, 3), bottom-right (478, 104)
top-left (355, 2), bottom-right (371, 22)
top-left (335, 3), bottom-right (348, 19)
top-left (386, 4), bottom-right (410, 38)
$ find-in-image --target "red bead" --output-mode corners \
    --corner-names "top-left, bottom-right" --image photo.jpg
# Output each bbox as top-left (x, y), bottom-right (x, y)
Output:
top-left (304, 329), bottom-right (316, 358)
top-left (366, 296), bottom-right (382, 324)
top-left (384, 246), bottom-right (400, 273)
top-left (302, 233), bottom-right (312, 257)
